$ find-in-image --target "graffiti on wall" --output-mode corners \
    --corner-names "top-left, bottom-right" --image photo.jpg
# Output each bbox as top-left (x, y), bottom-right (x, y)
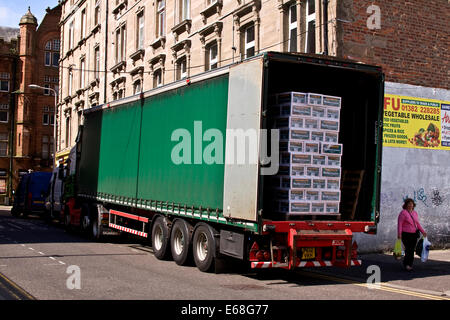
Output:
top-left (381, 187), bottom-right (448, 209)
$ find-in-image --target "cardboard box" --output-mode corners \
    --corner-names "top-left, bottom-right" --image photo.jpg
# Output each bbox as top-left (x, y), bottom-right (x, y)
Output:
top-left (274, 117), bottom-right (304, 129)
top-left (322, 143), bottom-right (343, 155)
top-left (306, 190), bottom-right (320, 201)
top-left (304, 118), bottom-right (319, 129)
top-left (306, 166), bottom-right (321, 177)
top-left (324, 132), bottom-right (338, 143)
top-left (277, 201), bottom-right (311, 214)
top-left (327, 155), bottom-right (341, 166)
top-left (281, 152), bottom-right (312, 165)
top-left (279, 104), bottom-right (312, 117)
top-left (312, 106), bottom-right (326, 118)
top-left (277, 165), bottom-right (305, 176)
top-left (311, 131), bottom-right (325, 142)
top-left (312, 155), bottom-right (326, 165)
top-left (280, 129), bottom-right (310, 141)
top-left (307, 93), bottom-right (323, 106)
top-left (322, 167), bottom-right (341, 178)
top-left (325, 202), bottom-right (340, 213)
top-left (320, 119), bottom-right (340, 131)
top-left (321, 191), bottom-right (341, 202)
top-left (326, 179), bottom-right (341, 190)
top-left (326, 108), bottom-right (340, 120)
top-left (322, 95), bottom-right (342, 108)
top-left (313, 178), bottom-right (326, 189)
top-left (304, 141), bottom-right (320, 154)
top-left (311, 202), bottom-right (325, 213)
top-left (280, 140), bottom-right (303, 153)
top-left (280, 177), bottom-right (312, 189)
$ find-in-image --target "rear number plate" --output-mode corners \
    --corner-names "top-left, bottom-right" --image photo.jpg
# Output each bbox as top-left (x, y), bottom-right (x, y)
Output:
top-left (301, 248), bottom-right (315, 260)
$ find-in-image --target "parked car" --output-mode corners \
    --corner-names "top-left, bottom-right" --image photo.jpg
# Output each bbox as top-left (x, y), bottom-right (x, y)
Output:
top-left (11, 171), bottom-right (52, 217)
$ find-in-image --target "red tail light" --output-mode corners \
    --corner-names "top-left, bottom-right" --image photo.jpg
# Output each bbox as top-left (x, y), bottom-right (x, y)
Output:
top-left (249, 242), bottom-right (259, 261)
top-left (351, 241), bottom-right (358, 259)
top-left (255, 251), bottom-right (264, 261)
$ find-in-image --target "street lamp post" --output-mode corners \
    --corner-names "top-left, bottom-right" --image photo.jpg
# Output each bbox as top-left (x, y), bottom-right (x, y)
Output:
top-left (28, 84), bottom-right (58, 169)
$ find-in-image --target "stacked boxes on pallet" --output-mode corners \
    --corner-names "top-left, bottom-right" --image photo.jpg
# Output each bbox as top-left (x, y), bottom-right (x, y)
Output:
top-left (270, 92), bottom-right (343, 217)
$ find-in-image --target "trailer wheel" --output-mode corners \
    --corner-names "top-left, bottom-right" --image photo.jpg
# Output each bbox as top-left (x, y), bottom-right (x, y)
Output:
top-left (151, 216), bottom-right (171, 260)
top-left (170, 219), bottom-right (192, 266)
top-left (192, 224), bottom-right (216, 272)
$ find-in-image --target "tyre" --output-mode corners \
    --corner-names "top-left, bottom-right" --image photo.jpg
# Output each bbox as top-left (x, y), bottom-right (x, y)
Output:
top-left (170, 219), bottom-right (192, 266)
top-left (192, 224), bottom-right (216, 272)
top-left (151, 216), bottom-right (171, 260)
top-left (80, 204), bottom-right (91, 234)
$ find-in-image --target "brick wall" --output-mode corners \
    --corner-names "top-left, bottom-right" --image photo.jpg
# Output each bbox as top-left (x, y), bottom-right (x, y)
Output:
top-left (337, 0), bottom-right (449, 90)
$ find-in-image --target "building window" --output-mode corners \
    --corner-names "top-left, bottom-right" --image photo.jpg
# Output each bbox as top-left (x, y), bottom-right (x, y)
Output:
top-left (94, 46), bottom-right (100, 79)
top-left (206, 42), bottom-right (218, 71)
top-left (288, 4), bottom-right (297, 52)
top-left (68, 69), bottom-right (73, 96)
top-left (81, 9), bottom-right (87, 39)
top-left (94, 0), bottom-right (101, 25)
top-left (0, 73), bottom-right (10, 92)
top-left (137, 12), bottom-right (145, 50)
top-left (153, 69), bottom-right (162, 88)
top-left (244, 25), bottom-right (255, 59)
top-left (177, 0), bottom-right (190, 23)
top-left (115, 24), bottom-right (126, 63)
top-left (0, 105), bottom-right (8, 123)
top-left (305, 0), bottom-right (316, 54)
top-left (43, 107), bottom-right (54, 126)
top-left (45, 39), bottom-right (60, 67)
top-left (65, 116), bottom-right (71, 148)
top-left (156, 0), bottom-right (166, 38)
top-left (0, 133), bottom-right (8, 156)
top-left (44, 84), bottom-right (50, 95)
top-left (176, 56), bottom-right (187, 80)
top-left (80, 58), bottom-right (86, 88)
top-left (133, 80), bottom-right (142, 95)
top-left (69, 21), bottom-right (74, 49)
top-left (42, 135), bottom-right (49, 160)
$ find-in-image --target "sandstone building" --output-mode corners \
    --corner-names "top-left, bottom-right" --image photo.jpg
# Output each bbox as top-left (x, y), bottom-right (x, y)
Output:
top-left (0, 6), bottom-right (61, 204)
top-left (57, 0), bottom-right (448, 158)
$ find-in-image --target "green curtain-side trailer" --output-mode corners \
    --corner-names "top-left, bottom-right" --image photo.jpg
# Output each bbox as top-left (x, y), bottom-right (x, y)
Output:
top-left (70, 52), bottom-right (384, 271)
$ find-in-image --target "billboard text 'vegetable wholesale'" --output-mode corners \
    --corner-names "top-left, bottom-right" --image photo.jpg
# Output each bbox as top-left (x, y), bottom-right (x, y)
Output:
top-left (383, 94), bottom-right (450, 150)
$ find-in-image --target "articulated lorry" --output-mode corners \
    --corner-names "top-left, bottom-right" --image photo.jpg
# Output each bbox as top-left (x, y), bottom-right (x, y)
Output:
top-left (61, 52), bottom-right (384, 272)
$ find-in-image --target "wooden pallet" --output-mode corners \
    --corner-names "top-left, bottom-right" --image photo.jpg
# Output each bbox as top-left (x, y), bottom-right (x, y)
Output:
top-left (340, 169), bottom-right (365, 220)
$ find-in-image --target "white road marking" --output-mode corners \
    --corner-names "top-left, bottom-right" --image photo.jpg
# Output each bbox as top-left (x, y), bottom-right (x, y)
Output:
top-left (28, 248), bottom-right (35, 251)
top-left (49, 257), bottom-right (56, 260)
top-left (38, 252), bottom-right (45, 255)
top-left (58, 261), bottom-right (66, 265)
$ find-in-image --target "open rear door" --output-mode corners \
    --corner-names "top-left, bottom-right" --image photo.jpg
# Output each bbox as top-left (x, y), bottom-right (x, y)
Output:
top-left (222, 57), bottom-right (264, 222)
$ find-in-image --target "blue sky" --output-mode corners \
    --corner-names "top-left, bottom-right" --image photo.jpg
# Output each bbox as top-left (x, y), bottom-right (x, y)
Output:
top-left (0, 0), bottom-right (59, 28)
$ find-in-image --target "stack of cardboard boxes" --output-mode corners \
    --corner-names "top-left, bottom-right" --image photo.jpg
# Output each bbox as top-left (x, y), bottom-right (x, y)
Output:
top-left (270, 92), bottom-right (343, 218)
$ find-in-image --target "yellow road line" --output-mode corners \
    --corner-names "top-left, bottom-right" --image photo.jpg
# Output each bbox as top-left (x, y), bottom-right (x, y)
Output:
top-left (297, 270), bottom-right (449, 301)
top-left (0, 272), bottom-right (35, 300)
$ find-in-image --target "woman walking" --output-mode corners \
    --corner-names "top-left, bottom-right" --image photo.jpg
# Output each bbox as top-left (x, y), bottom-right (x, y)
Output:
top-left (397, 198), bottom-right (427, 271)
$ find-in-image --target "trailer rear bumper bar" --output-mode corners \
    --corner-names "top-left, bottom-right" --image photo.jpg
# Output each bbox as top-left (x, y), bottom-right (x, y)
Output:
top-left (251, 259), bottom-right (362, 269)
